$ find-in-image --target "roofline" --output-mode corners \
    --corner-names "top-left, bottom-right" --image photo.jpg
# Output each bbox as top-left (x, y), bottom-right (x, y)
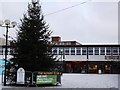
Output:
top-left (60, 41), bottom-right (79, 42)
top-left (0, 44), bottom-right (120, 48)
top-left (52, 44), bottom-right (120, 47)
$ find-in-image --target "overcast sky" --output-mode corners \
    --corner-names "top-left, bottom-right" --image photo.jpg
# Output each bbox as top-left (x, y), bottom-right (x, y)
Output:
top-left (0, 0), bottom-right (119, 44)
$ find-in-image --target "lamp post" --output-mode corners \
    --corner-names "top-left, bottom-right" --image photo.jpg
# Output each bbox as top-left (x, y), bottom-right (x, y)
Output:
top-left (0, 19), bottom-right (17, 86)
top-left (32, 0), bottom-right (39, 7)
top-left (32, 0), bottom-right (39, 3)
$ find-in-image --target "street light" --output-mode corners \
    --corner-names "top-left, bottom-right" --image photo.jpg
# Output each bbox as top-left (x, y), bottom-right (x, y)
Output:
top-left (32, 0), bottom-right (39, 3)
top-left (0, 19), bottom-right (17, 86)
top-left (32, 0), bottom-right (39, 7)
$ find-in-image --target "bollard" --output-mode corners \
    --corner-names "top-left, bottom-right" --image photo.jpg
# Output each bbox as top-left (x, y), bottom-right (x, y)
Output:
top-left (98, 69), bottom-right (102, 74)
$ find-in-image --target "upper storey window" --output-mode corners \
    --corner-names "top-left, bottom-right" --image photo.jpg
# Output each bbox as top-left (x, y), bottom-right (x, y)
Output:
top-left (100, 47), bottom-right (105, 55)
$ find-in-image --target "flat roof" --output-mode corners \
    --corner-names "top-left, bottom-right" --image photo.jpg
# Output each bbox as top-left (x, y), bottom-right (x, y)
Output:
top-left (52, 44), bottom-right (120, 47)
top-left (0, 44), bottom-right (120, 48)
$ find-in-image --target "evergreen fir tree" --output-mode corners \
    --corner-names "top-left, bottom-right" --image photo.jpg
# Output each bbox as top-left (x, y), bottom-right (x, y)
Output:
top-left (13, 1), bottom-right (55, 71)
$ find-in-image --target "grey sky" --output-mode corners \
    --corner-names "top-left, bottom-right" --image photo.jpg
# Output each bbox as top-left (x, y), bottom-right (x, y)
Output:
top-left (0, 0), bottom-right (119, 44)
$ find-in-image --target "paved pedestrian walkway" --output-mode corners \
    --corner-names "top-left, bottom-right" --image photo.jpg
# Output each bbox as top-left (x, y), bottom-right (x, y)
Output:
top-left (0, 74), bottom-right (119, 90)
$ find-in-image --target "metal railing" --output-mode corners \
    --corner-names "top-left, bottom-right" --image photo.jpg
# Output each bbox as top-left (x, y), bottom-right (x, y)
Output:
top-left (2, 70), bottom-right (62, 86)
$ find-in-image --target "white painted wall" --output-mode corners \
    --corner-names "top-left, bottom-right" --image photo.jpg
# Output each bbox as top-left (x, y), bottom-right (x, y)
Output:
top-left (55, 55), bottom-right (119, 61)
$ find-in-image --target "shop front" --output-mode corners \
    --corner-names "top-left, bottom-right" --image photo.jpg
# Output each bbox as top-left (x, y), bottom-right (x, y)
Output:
top-left (63, 61), bottom-right (113, 74)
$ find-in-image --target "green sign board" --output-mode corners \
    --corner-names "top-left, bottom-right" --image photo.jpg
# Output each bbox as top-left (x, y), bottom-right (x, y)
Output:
top-left (36, 75), bottom-right (57, 84)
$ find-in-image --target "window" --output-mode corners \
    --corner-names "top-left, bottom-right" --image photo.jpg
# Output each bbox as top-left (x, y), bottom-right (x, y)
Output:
top-left (52, 48), bottom-right (57, 55)
top-left (76, 48), bottom-right (81, 55)
top-left (89, 64), bottom-right (98, 70)
top-left (106, 47), bottom-right (111, 55)
top-left (10, 48), bottom-right (13, 55)
top-left (2, 48), bottom-right (9, 55)
top-left (7, 48), bottom-right (10, 55)
top-left (112, 47), bottom-right (118, 55)
top-left (0, 47), bottom-right (2, 55)
top-left (71, 48), bottom-right (75, 55)
top-left (65, 48), bottom-right (69, 55)
top-left (2, 48), bottom-right (5, 55)
top-left (60, 42), bottom-right (64, 45)
top-left (88, 47), bottom-right (93, 55)
top-left (82, 47), bottom-right (87, 55)
top-left (66, 42), bottom-right (71, 45)
top-left (105, 65), bottom-right (110, 70)
top-left (59, 48), bottom-right (63, 55)
top-left (94, 47), bottom-right (99, 55)
top-left (100, 47), bottom-right (105, 55)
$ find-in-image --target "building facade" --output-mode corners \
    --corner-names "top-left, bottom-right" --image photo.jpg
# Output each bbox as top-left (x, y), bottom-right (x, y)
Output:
top-left (0, 36), bottom-right (120, 74)
top-left (51, 36), bottom-right (120, 74)
top-left (52, 44), bottom-right (120, 74)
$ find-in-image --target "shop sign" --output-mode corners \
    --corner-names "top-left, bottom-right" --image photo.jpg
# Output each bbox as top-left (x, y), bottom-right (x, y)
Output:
top-left (105, 56), bottom-right (119, 60)
top-left (37, 72), bottom-right (62, 75)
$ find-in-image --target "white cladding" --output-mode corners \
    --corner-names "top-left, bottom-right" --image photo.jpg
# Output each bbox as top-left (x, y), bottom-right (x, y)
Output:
top-left (56, 55), bottom-right (116, 61)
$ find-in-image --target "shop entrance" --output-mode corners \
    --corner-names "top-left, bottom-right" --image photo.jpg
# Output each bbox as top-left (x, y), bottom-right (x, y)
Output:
top-left (65, 61), bottom-right (87, 73)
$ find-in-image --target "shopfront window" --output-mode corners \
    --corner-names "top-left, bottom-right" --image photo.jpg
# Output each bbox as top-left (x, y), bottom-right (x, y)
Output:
top-left (89, 64), bottom-right (98, 70)
top-left (66, 63), bottom-right (73, 73)
top-left (105, 65), bottom-right (110, 70)
top-left (88, 64), bottom-right (98, 73)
